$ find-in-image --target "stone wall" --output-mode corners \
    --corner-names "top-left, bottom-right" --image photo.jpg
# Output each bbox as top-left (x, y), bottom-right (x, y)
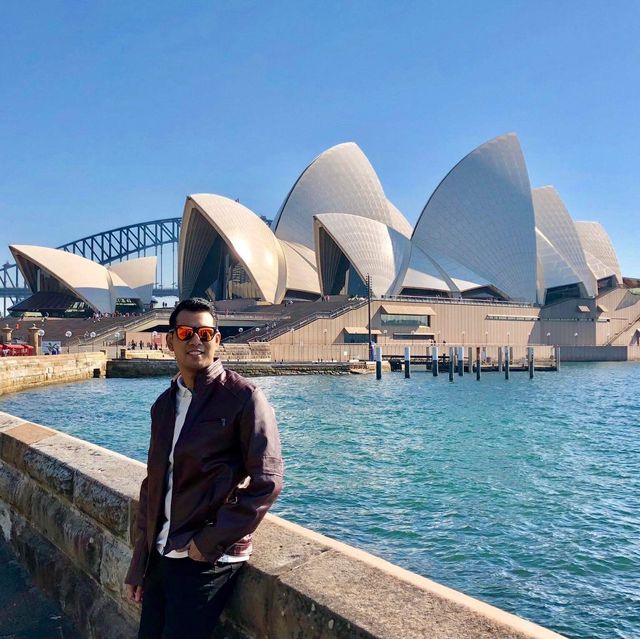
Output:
top-left (0, 353), bottom-right (107, 396)
top-left (106, 359), bottom-right (364, 378)
top-left (559, 346), bottom-right (629, 361)
top-left (0, 410), bottom-right (566, 639)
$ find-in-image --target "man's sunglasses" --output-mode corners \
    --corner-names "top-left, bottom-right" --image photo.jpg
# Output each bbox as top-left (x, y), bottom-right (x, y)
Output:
top-left (173, 325), bottom-right (218, 342)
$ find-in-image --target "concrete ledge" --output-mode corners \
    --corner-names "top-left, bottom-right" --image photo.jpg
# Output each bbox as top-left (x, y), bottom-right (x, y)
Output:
top-left (0, 411), bottom-right (566, 638)
top-left (106, 359), bottom-right (362, 378)
top-left (0, 353), bottom-right (107, 396)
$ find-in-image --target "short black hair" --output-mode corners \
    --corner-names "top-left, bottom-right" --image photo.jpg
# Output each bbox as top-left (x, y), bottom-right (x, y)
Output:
top-left (169, 298), bottom-right (218, 329)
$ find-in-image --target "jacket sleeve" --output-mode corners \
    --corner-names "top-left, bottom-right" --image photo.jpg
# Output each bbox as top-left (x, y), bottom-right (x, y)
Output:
top-left (125, 475), bottom-right (150, 586)
top-left (193, 387), bottom-right (284, 562)
top-left (125, 404), bottom-right (156, 586)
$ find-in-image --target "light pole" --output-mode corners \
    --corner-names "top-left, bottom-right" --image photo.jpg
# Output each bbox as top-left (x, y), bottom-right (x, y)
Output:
top-left (114, 332), bottom-right (121, 357)
top-left (546, 332), bottom-right (551, 346)
top-left (461, 331), bottom-right (465, 346)
top-left (290, 328), bottom-right (294, 345)
top-left (485, 331), bottom-right (488, 345)
top-left (574, 332), bottom-right (578, 346)
top-left (90, 331), bottom-right (96, 352)
top-left (323, 328), bottom-right (327, 346)
top-left (37, 329), bottom-right (45, 355)
top-left (65, 330), bottom-right (72, 354)
top-left (152, 330), bottom-right (158, 350)
top-left (383, 329), bottom-right (387, 345)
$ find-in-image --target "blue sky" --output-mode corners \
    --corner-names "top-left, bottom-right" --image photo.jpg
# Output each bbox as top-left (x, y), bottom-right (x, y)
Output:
top-left (1, 1), bottom-right (638, 275)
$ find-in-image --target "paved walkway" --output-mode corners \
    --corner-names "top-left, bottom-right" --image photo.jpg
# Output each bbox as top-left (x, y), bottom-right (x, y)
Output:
top-left (0, 537), bottom-right (81, 639)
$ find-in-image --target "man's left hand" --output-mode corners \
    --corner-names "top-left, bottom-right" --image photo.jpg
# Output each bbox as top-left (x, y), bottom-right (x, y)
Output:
top-left (187, 539), bottom-right (208, 562)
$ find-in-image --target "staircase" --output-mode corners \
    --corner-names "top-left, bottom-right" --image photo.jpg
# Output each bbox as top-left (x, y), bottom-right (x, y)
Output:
top-left (223, 298), bottom-right (367, 344)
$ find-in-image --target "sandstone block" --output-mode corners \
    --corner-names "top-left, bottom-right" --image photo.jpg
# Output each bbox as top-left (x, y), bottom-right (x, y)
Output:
top-left (0, 422), bottom-right (56, 472)
top-left (99, 533), bottom-right (133, 601)
top-left (74, 472), bottom-right (131, 540)
top-left (22, 445), bottom-right (74, 499)
top-left (0, 411), bottom-right (25, 432)
top-left (0, 462), bottom-right (32, 513)
top-left (28, 482), bottom-right (103, 578)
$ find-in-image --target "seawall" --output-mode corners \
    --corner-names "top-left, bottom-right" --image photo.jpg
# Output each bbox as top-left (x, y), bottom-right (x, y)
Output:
top-left (106, 359), bottom-right (363, 377)
top-left (0, 353), bottom-right (107, 396)
top-left (0, 410), bottom-right (566, 639)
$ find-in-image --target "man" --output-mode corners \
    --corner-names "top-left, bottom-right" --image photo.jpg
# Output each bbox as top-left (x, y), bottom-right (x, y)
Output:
top-left (125, 298), bottom-right (283, 638)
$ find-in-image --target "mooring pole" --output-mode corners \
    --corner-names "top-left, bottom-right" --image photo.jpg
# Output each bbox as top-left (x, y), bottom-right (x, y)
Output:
top-left (432, 346), bottom-right (439, 376)
top-left (375, 345), bottom-right (382, 380)
top-left (497, 346), bottom-right (503, 372)
top-left (505, 346), bottom-right (510, 380)
top-left (528, 346), bottom-right (534, 379)
top-left (555, 345), bottom-right (561, 372)
top-left (404, 346), bottom-right (411, 378)
top-left (457, 346), bottom-right (464, 376)
top-left (448, 346), bottom-right (454, 382)
top-left (476, 346), bottom-right (481, 380)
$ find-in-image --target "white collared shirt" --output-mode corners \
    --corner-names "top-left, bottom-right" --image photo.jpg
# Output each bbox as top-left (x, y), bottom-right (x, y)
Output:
top-left (156, 375), bottom-right (192, 558)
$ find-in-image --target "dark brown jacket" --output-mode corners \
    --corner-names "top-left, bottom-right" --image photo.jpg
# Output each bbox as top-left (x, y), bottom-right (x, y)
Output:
top-left (125, 359), bottom-right (283, 586)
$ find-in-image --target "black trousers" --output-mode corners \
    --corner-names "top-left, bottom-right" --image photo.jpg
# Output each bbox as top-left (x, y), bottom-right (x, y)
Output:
top-left (138, 551), bottom-right (243, 639)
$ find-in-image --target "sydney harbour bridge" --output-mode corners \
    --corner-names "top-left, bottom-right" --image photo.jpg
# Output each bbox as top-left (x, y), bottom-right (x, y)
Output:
top-left (0, 218), bottom-right (181, 316)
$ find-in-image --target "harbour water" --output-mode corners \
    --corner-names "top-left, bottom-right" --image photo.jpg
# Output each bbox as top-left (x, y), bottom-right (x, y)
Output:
top-left (1, 363), bottom-right (638, 639)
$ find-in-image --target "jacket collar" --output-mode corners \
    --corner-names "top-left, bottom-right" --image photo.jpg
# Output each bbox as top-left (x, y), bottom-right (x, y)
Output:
top-left (171, 359), bottom-right (224, 395)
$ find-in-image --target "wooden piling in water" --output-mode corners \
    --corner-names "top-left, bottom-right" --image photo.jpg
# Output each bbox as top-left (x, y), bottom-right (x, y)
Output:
top-left (376, 346), bottom-right (382, 380)
top-left (457, 347), bottom-right (464, 376)
top-left (505, 347), bottom-right (510, 380)
top-left (497, 346), bottom-right (503, 372)
top-left (404, 347), bottom-right (411, 379)
top-left (476, 346), bottom-right (481, 380)
top-left (432, 346), bottom-right (439, 376)
top-left (528, 346), bottom-right (534, 379)
top-left (448, 347), bottom-right (454, 382)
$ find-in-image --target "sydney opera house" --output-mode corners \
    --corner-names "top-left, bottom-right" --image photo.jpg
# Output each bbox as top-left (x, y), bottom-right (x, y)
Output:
top-left (178, 133), bottom-right (622, 307)
top-left (8, 132), bottom-right (637, 353)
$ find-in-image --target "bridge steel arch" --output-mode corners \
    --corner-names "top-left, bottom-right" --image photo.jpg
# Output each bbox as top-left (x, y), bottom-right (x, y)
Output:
top-left (1, 217), bottom-right (182, 316)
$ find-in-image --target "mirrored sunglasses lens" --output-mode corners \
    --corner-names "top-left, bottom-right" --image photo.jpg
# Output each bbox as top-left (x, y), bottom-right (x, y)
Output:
top-left (176, 326), bottom-right (194, 341)
top-left (197, 327), bottom-right (216, 342)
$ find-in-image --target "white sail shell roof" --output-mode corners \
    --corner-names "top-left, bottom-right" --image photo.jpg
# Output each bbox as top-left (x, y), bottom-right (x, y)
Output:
top-left (273, 142), bottom-right (412, 249)
top-left (279, 240), bottom-right (321, 295)
top-left (179, 194), bottom-right (287, 304)
top-left (9, 245), bottom-right (138, 313)
top-left (386, 200), bottom-right (413, 238)
top-left (574, 221), bottom-right (622, 284)
top-left (397, 245), bottom-right (455, 295)
top-left (535, 229), bottom-right (583, 290)
top-left (426, 249), bottom-right (490, 293)
top-left (109, 256), bottom-right (156, 305)
top-left (314, 213), bottom-right (410, 297)
top-left (412, 133), bottom-right (539, 303)
top-left (532, 187), bottom-right (596, 296)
